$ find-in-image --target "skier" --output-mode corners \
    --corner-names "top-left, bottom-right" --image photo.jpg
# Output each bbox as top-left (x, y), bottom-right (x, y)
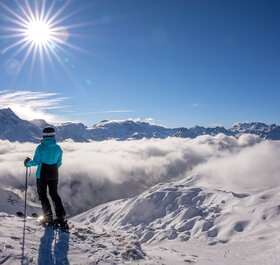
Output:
top-left (24, 126), bottom-right (66, 226)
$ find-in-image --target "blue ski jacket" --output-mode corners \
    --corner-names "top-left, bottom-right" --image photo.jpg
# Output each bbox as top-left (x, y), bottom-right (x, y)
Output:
top-left (26, 138), bottom-right (63, 179)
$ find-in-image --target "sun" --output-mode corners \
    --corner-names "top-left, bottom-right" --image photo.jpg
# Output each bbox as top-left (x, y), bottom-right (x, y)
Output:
top-left (26, 20), bottom-right (52, 46)
top-left (0, 0), bottom-right (86, 75)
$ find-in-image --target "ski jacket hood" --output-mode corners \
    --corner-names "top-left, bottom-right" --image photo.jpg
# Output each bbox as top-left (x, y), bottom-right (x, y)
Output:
top-left (25, 138), bottom-right (63, 179)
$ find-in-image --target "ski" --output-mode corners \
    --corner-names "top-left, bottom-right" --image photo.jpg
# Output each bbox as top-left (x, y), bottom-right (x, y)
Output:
top-left (16, 211), bottom-right (25, 218)
top-left (16, 211), bottom-right (39, 218)
top-left (32, 212), bottom-right (39, 218)
top-left (38, 217), bottom-right (70, 233)
top-left (16, 211), bottom-right (70, 232)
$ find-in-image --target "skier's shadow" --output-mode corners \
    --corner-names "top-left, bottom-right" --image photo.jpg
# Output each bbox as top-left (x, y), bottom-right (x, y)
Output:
top-left (38, 226), bottom-right (69, 265)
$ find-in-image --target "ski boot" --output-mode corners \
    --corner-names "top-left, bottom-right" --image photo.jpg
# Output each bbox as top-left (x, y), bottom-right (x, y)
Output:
top-left (53, 216), bottom-right (69, 231)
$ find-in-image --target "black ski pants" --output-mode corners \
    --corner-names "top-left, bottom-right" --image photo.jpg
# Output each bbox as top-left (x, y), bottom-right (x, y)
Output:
top-left (37, 177), bottom-right (66, 220)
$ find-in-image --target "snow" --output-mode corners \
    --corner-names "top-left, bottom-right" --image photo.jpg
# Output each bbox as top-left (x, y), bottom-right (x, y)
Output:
top-left (0, 188), bottom-right (40, 215)
top-left (72, 177), bottom-right (280, 249)
top-left (68, 178), bottom-right (278, 264)
top-left (2, 174), bottom-right (280, 264)
top-left (0, 214), bottom-right (145, 264)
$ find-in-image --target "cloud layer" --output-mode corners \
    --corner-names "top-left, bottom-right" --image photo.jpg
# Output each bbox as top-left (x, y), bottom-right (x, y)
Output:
top-left (0, 134), bottom-right (278, 216)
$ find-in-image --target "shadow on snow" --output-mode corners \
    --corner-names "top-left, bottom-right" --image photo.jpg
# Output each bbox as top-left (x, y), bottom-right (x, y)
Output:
top-left (38, 226), bottom-right (69, 265)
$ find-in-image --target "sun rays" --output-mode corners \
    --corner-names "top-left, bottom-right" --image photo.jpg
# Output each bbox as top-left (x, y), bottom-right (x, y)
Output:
top-left (0, 0), bottom-right (86, 76)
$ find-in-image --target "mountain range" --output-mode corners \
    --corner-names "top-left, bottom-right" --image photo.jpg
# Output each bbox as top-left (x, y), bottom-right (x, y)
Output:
top-left (0, 108), bottom-right (279, 142)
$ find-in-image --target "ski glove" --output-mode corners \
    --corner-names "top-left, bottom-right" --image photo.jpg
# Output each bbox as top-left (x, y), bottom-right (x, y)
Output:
top-left (24, 157), bottom-right (31, 167)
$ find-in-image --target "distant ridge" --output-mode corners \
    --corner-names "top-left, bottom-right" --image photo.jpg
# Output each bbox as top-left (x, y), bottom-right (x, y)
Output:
top-left (0, 108), bottom-right (279, 142)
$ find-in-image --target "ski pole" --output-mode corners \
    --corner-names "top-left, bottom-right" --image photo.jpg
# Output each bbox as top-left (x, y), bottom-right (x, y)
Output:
top-left (21, 166), bottom-right (29, 265)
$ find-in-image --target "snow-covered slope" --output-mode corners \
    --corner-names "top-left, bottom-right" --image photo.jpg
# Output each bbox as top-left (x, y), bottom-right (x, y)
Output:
top-left (0, 188), bottom-right (145, 264)
top-left (72, 175), bottom-right (280, 264)
top-left (0, 214), bottom-right (145, 264)
top-left (1, 108), bottom-right (280, 142)
top-left (0, 187), bottom-right (40, 215)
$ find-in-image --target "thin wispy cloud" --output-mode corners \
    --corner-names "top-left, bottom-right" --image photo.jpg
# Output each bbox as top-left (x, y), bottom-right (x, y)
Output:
top-left (190, 103), bottom-right (210, 108)
top-left (92, 110), bottom-right (135, 114)
top-left (0, 90), bottom-right (70, 122)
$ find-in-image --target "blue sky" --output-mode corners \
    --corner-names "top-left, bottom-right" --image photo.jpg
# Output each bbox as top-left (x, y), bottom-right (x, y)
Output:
top-left (0, 0), bottom-right (279, 128)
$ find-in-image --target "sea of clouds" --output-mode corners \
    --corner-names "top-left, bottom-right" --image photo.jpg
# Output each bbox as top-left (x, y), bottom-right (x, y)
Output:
top-left (0, 134), bottom-right (279, 215)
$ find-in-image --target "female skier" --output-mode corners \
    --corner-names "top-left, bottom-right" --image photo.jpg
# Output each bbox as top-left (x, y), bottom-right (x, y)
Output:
top-left (24, 126), bottom-right (66, 226)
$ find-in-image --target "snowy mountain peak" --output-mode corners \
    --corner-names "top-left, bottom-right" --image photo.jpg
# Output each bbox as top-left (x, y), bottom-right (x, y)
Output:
top-left (93, 119), bottom-right (150, 128)
top-left (0, 108), bottom-right (22, 124)
top-left (231, 122), bottom-right (268, 132)
top-left (0, 107), bottom-right (16, 116)
top-left (99, 119), bottom-right (110, 124)
top-left (30, 119), bottom-right (50, 129)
